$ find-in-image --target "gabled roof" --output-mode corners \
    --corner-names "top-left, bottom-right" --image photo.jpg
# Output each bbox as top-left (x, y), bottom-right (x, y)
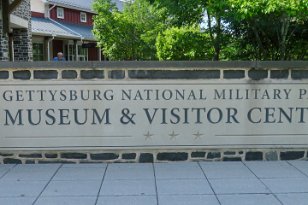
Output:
top-left (45, 0), bottom-right (126, 13)
top-left (46, 0), bottom-right (95, 13)
top-left (32, 17), bottom-right (95, 41)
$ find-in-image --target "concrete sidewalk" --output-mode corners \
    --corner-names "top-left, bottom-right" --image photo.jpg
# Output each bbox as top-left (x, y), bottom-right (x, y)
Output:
top-left (0, 161), bottom-right (307, 205)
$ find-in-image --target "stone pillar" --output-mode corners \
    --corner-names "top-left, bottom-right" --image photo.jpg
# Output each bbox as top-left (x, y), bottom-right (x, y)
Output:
top-left (12, 0), bottom-right (33, 61)
top-left (0, 0), bottom-right (9, 61)
top-left (12, 28), bottom-right (32, 61)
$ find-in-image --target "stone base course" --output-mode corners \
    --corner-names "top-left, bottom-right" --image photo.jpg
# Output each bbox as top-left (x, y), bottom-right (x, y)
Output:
top-left (0, 149), bottom-right (307, 164)
top-left (0, 61), bottom-right (306, 80)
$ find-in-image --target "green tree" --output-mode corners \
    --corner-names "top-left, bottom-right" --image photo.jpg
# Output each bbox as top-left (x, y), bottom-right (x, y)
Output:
top-left (94, 0), bottom-right (307, 61)
top-left (204, 0), bottom-right (230, 60)
top-left (149, 0), bottom-right (308, 60)
top-left (228, 0), bottom-right (308, 60)
top-left (156, 26), bottom-right (214, 60)
top-left (148, 0), bottom-right (205, 26)
top-left (149, 0), bottom-right (231, 60)
top-left (93, 0), bottom-right (165, 60)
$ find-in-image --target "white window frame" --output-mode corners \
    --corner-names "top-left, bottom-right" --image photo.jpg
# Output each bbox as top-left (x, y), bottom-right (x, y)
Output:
top-left (78, 44), bottom-right (88, 61)
top-left (66, 42), bottom-right (76, 61)
top-left (80, 12), bottom-right (87, 23)
top-left (57, 7), bottom-right (64, 19)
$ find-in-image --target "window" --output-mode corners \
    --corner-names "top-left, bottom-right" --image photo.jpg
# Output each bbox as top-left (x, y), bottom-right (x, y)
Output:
top-left (78, 45), bottom-right (88, 61)
top-left (57, 7), bottom-right (64, 19)
top-left (80, 12), bottom-right (87, 23)
top-left (33, 43), bottom-right (44, 61)
top-left (66, 44), bottom-right (75, 61)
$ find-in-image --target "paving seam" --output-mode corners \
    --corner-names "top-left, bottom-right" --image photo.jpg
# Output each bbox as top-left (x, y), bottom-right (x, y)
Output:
top-left (32, 164), bottom-right (63, 205)
top-left (0, 164), bottom-right (18, 180)
top-left (241, 162), bottom-right (284, 205)
top-left (152, 163), bottom-right (160, 205)
top-left (94, 163), bottom-right (109, 205)
top-left (286, 161), bottom-right (308, 178)
top-left (197, 162), bottom-right (222, 205)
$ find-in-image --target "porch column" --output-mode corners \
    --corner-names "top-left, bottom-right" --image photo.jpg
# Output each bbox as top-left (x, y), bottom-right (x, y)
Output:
top-left (74, 40), bottom-right (78, 61)
top-left (44, 36), bottom-right (52, 61)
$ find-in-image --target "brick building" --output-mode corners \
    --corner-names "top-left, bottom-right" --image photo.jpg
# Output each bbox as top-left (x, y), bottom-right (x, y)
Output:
top-left (0, 0), bottom-right (33, 61)
top-left (0, 0), bottom-right (124, 62)
top-left (31, 0), bottom-right (124, 61)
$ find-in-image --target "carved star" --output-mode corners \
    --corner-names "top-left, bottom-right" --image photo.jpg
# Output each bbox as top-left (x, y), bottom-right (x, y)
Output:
top-left (193, 131), bottom-right (204, 140)
top-left (169, 131), bottom-right (179, 140)
top-left (144, 131), bottom-right (154, 140)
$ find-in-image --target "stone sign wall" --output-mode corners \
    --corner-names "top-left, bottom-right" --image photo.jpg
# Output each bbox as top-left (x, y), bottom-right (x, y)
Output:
top-left (0, 61), bottom-right (307, 163)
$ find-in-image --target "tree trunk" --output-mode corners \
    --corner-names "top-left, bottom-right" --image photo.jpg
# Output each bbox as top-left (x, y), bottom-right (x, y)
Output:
top-left (251, 19), bottom-right (265, 60)
top-left (279, 13), bottom-right (290, 60)
top-left (214, 15), bottom-right (221, 61)
top-left (207, 11), bottom-right (221, 61)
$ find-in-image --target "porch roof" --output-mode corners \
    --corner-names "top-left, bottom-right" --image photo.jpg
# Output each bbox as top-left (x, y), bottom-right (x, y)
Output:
top-left (31, 17), bottom-right (95, 41)
top-left (60, 21), bottom-right (95, 41)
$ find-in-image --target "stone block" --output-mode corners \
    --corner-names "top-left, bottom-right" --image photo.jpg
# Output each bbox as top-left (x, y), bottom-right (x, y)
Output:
top-left (108, 70), bottom-right (125, 79)
top-left (280, 151), bottom-right (305, 160)
top-left (291, 70), bottom-right (308, 79)
top-left (245, 151), bottom-right (263, 161)
top-left (90, 153), bottom-right (119, 160)
top-left (223, 70), bottom-right (245, 79)
top-left (0, 153), bottom-right (14, 157)
top-left (224, 151), bottom-right (236, 155)
top-left (191, 152), bottom-right (206, 158)
top-left (19, 153), bottom-right (42, 158)
top-left (157, 152), bottom-right (188, 161)
top-left (61, 153), bottom-right (87, 159)
top-left (38, 160), bottom-right (75, 164)
top-left (248, 69), bottom-right (268, 80)
top-left (34, 70), bottom-right (58, 79)
top-left (122, 153), bottom-right (136, 160)
top-left (207, 152), bottom-right (221, 159)
top-left (62, 70), bottom-right (77, 79)
top-left (25, 160), bottom-right (35, 164)
top-left (223, 157), bottom-right (242, 161)
top-left (3, 158), bottom-right (22, 164)
top-left (270, 70), bottom-right (289, 79)
top-left (139, 153), bottom-right (154, 163)
top-left (13, 70), bottom-right (31, 79)
top-left (0, 71), bottom-right (9, 79)
top-left (80, 70), bottom-right (104, 79)
top-left (44, 153), bottom-right (58, 158)
top-left (265, 151), bottom-right (278, 161)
